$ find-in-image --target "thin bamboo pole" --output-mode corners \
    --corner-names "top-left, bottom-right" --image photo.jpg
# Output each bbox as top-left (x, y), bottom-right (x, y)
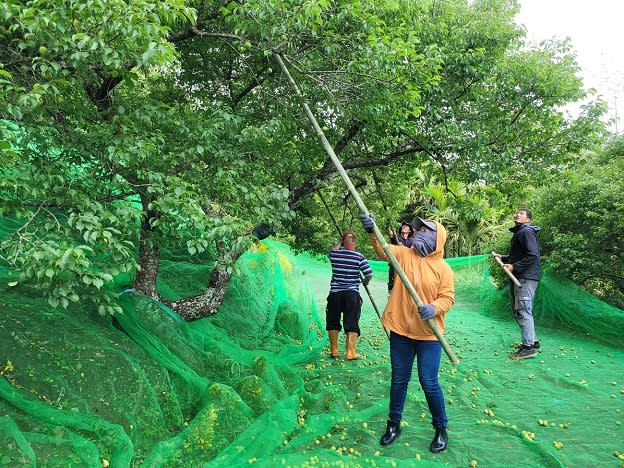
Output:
top-left (492, 252), bottom-right (523, 288)
top-left (275, 53), bottom-right (459, 365)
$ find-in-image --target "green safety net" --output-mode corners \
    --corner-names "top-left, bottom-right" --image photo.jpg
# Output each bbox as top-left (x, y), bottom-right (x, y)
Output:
top-left (1, 219), bottom-right (623, 467)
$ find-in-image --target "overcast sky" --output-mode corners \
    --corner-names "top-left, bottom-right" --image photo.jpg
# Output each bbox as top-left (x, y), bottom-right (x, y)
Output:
top-left (515, 0), bottom-right (624, 133)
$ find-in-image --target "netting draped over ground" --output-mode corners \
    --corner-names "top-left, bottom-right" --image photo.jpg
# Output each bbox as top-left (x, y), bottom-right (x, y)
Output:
top-left (1, 231), bottom-right (623, 467)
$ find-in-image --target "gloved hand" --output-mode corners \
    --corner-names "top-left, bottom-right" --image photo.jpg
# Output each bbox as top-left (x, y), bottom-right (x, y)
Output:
top-left (359, 213), bottom-right (376, 233)
top-left (418, 303), bottom-right (435, 320)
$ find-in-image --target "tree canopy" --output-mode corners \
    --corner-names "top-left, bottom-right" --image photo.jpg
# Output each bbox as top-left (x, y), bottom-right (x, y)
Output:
top-left (532, 135), bottom-right (624, 308)
top-left (0, 0), bottom-right (608, 316)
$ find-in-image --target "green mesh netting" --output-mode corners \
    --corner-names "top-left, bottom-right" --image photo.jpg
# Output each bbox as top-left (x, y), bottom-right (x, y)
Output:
top-left (1, 224), bottom-right (623, 467)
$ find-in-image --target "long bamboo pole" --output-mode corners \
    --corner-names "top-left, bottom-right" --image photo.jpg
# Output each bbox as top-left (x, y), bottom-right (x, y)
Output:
top-left (275, 53), bottom-right (459, 365)
top-left (492, 252), bottom-right (523, 288)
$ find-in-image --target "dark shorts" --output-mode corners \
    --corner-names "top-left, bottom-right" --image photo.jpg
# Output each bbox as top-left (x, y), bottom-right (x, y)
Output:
top-left (326, 290), bottom-right (362, 335)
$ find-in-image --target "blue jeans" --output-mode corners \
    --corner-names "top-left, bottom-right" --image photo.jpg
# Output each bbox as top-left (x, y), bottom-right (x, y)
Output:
top-left (388, 332), bottom-right (448, 428)
top-left (510, 279), bottom-right (538, 345)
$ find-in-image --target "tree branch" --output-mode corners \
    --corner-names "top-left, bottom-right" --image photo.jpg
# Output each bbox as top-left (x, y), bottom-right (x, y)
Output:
top-left (287, 144), bottom-right (428, 207)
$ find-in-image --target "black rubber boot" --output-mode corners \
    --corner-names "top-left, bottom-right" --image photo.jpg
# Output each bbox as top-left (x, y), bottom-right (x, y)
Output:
top-left (429, 427), bottom-right (448, 453)
top-left (380, 420), bottom-right (401, 446)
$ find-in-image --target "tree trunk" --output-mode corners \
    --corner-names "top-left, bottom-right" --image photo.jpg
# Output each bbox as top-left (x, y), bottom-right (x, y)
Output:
top-left (162, 243), bottom-right (246, 321)
top-left (161, 266), bottom-right (233, 321)
top-left (133, 200), bottom-right (246, 320)
top-left (133, 206), bottom-right (160, 299)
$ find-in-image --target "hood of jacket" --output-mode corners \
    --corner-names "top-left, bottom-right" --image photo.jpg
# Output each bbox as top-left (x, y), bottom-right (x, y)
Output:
top-left (510, 223), bottom-right (541, 235)
top-left (426, 221), bottom-right (447, 259)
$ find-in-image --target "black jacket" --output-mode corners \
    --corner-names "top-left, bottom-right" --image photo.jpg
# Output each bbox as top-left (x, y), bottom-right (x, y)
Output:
top-left (388, 227), bottom-right (414, 290)
top-left (502, 223), bottom-right (541, 281)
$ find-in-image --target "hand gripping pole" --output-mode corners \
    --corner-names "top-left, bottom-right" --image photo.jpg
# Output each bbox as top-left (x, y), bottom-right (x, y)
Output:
top-left (492, 252), bottom-right (522, 288)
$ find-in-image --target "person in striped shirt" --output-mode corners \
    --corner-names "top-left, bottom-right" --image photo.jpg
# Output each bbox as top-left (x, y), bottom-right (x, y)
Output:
top-left (326, 230), bottom-right (373, 360)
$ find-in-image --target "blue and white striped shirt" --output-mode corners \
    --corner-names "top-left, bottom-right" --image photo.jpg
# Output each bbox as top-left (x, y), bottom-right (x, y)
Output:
top-left (328, 248), bottom-right (373, 292)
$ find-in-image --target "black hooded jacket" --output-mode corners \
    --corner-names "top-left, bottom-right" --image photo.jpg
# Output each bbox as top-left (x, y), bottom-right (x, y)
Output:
top-left (502, 223), bottom-right (541, 281)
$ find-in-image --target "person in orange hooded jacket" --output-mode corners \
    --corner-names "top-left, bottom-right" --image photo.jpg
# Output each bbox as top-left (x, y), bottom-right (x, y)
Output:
top-left (359, 213), bottom-right (454, 453)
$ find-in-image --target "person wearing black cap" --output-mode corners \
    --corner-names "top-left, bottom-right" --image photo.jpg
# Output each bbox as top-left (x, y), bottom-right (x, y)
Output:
top-left (326, 231), bottom-right (374, 360)
top-left (359, 213), bottom-right (454, 454)
top-left (387, 222), bottom-right (415, 293)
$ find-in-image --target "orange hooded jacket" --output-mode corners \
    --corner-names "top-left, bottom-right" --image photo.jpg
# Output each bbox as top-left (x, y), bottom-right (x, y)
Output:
top-left (368, 221), bottom-right (454, 340)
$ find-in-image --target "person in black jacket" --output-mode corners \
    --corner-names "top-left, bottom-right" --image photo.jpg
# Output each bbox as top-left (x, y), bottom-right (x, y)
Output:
top-left (493, 208), bottom-right (541, 359)
top-left (387, 222), bottom-right (414, 293)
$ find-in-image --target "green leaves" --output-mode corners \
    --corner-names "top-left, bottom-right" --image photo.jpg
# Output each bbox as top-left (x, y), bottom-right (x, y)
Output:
top-left (1, 0), bottom-right (194, 121)
top-left (533, 136), bottom-right (624, 308)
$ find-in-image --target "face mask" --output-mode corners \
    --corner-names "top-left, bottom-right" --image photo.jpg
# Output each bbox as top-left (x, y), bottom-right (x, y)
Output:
top-left (413, 230), bottom-right (436, 256)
